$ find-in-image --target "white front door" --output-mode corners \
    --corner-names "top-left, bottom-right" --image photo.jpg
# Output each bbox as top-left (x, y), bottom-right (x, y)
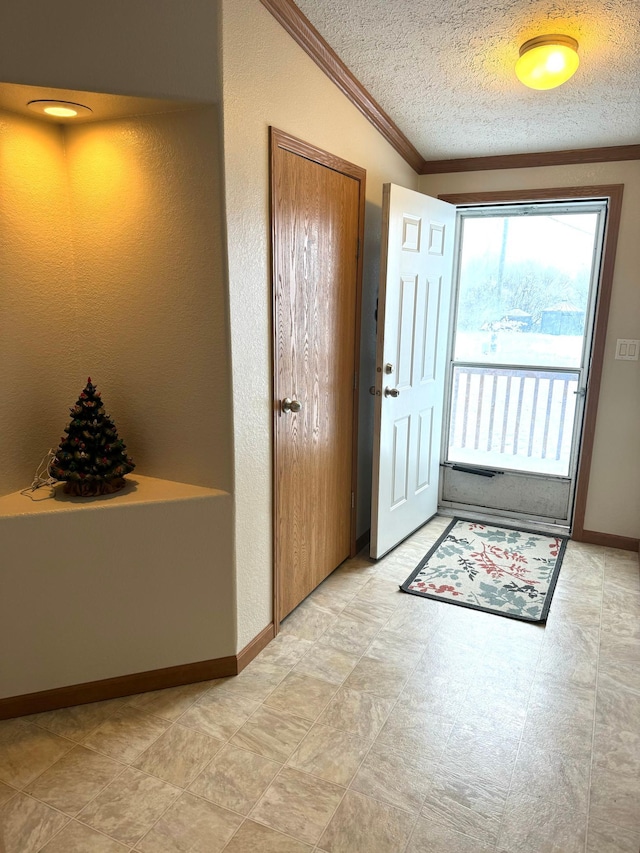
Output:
top-left (370, 184), bottom-right (455, 559)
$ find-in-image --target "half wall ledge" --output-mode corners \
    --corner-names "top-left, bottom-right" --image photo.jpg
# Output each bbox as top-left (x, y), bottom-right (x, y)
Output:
top-left (0, 473), bottom-right (228, 517)
top-left (0, 474), bottom-right (236, 704)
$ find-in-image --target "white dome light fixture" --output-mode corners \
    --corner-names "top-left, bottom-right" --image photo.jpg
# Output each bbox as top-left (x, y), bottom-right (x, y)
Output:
top-left (27, 100), bottom-right (93, 119)
top-left (515, 34), bottom-right (580, 90)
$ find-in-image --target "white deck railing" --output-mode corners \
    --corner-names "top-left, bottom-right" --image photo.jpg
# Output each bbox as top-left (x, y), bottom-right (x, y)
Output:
top-left (448, 366), bottom-right (580, 476)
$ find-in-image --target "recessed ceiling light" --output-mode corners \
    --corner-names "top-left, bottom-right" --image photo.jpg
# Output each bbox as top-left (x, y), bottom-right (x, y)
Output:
top-left (27, 100), bottom-right (93, 119)
top-left (515, 35), bottom-right (580, 90)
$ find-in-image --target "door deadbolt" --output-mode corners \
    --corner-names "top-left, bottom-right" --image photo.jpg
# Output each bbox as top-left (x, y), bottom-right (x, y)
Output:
top-left (282, 397), bottom-right (302, 413)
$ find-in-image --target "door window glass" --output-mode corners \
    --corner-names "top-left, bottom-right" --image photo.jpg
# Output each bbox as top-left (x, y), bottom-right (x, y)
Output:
top-left (453, 212), bottom-right (599, 368)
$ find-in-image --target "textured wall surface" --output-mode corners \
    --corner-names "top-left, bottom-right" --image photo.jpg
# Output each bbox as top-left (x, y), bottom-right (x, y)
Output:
top-left (295, 0), bottom-right (640, 159)
top-left (0, 110), bottom-right (79, 495)
top-left (0, 481), bottom-right (235, 697)
top-left (0, 106), bottom-right (236, 697)
top-left (420, 161), bottom-right (640, 539)
top-left (221, 0), bottom-right (419, 648)
top-left (66, 108), bottom-right (232, 492)
top-left (0, 107), bottom-right (231, 496)
top-left (0, 0), bottom-right (219, 102)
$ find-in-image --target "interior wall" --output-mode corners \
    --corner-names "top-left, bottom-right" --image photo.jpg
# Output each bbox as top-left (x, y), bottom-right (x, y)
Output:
top-left (221, 0), bottom-right (419, 648)
top-left (0, 4), bottom-right (240, 692)
top-left (1, 487), bottom-right (235, 698)
top-left (0, 0), bottom-right (219, 103)
top-left (420, 161), bottom-right (640, 540)
top-left (65, 107), bottom-right (232, 491)
top-left (0, 0), bottom-right (226, 497)
top-left (0, 106), bottom-right (231, 495)
top-left (0, 110), bottom-right (78, 496)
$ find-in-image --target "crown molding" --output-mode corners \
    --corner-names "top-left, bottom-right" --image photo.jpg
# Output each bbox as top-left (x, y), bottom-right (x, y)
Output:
top-left (259, 0), bottom-right (425, 173)
top-left (260, 1), bottom-right (640, 176)
top-left (421, 144), bottom-right (640, 174)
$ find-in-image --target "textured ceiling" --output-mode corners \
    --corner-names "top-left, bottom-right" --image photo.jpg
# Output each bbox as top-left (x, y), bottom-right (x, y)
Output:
top-left (294, 0), bottom-right (640, 161)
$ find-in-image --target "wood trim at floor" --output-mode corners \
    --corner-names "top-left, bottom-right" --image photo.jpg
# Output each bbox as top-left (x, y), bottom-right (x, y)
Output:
top-left (236, 623), bottom-right (276, 673)
top-left (572, 529), bottom-right (639, 553)
top-left (0, 658), bottom-right (236, 721)
top-left (0, 623), bottom-right (276, 721)
top-left (259, 0), bottom-right (424, 173)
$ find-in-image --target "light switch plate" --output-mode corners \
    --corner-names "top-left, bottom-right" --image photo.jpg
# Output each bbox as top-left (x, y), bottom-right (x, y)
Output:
top-left (615, 339), bottom-right (640, 360)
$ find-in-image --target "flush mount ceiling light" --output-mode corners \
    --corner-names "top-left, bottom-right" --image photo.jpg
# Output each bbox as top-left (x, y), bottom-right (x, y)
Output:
top-left (27, 99), bottom-right (93, 119)
top-left (515, 34), bottom-right (579, 90)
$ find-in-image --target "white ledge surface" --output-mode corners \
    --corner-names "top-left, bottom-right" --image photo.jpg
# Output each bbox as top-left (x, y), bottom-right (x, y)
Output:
top-left (0, 474), bottom-right (229, 518)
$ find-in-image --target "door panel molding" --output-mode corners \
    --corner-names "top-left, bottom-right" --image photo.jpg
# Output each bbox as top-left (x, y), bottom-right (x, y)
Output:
top-left (421, 277), bottom-right (441, 383)
top-left (438, 185), bottom-right (624, 540)
top-left (270, 127), bottom-right (366, 628)
top-left (416, 407), bottom-right (434, 491)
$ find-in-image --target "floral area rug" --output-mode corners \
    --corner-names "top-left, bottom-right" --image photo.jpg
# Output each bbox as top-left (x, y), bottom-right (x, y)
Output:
top-left (401, 518), bottom-right (568, 622)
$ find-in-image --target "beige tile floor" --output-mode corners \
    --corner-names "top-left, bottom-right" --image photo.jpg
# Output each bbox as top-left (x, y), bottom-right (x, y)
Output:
top-left (1, 515), bottom-right (639, 852)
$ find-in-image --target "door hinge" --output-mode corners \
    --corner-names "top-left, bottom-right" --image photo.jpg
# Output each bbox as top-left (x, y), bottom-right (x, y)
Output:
top-left (356, 238), bottom-right (360, 260)
top-left (351, 492), bottom-right (355, 509)
top-left (353, 371), bottom-right (358, 390)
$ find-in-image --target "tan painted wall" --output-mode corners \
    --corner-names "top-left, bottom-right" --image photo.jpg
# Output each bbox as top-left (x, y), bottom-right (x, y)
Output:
top-left (0, 0), bottom-right (227, 496)
top-left (221, 0), bottom-right (419, 648)
top-left (0, 0), bottom-right (219, 102)
top-left (420, 161), bottom-right (640, 540)
top-left (0, 0), bottom-right (422, 660)
top-left (0, 105), bottom-right (237, 698)
top-left (0, 106), bottom-right (231, 495)
top-left (65, 107), bottom-right (232, 491)
top-left (0, 110), bottom-right (78, 496)
top-left (0, 478), bottom-right (235, 698)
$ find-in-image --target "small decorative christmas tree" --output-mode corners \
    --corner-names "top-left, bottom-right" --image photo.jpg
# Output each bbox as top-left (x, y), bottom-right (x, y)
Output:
top-left (51, 378), bottom-right (135, 496)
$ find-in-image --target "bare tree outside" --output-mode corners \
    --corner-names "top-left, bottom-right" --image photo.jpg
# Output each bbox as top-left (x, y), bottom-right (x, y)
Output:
top-left (454, 213), bottom-right (597, 369)
top-left (448, 210), bottom-right (600, 476)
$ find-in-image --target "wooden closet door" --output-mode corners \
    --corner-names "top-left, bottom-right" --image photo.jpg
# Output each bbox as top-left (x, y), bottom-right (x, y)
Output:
top-left (271, 128), bottom-right (365, 622)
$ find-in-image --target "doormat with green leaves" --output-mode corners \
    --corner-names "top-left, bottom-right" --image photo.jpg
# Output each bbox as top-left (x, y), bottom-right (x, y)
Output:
top-left (400, 518), bottom-right (567, 622)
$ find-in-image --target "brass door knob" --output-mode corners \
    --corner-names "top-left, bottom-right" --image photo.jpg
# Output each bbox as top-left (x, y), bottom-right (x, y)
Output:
top-left (282, 397), bottom-right (302, 413)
